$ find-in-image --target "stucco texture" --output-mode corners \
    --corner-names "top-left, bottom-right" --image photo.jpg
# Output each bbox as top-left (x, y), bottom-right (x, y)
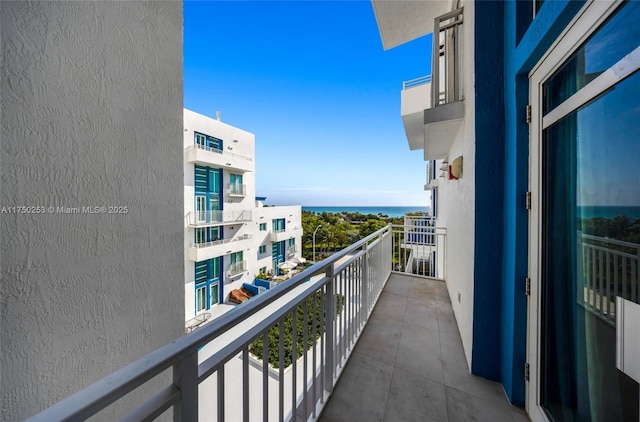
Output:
top-left (1, 2), bottom-right (183, 420)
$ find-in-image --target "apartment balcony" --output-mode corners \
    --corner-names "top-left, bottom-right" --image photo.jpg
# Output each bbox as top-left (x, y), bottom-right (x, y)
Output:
top-left (187, 209), bottom-right (252, 228)
top-left (187, 234), bottom-right (252, 262)
top-left (269, 225), bottom-right (303, 242)
top-left (185, 144), bottom-right (253, 173)
top-left (226, 183), bottom-right (246, 197)
top-left (227, 260), bottom-right (247, 277)
top-left (29, 224), bottom-right (527, 422)
top-left (399, 8), bottom-right (465, 161)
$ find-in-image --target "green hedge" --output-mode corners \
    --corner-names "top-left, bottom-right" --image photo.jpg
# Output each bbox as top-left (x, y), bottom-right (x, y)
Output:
top-left (249, 290), bottom-right (345, 368)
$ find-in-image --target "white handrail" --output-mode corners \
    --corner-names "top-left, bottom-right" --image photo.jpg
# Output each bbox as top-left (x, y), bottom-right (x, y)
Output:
top-left (28, 226), bottom-right (392, 421)
top-left (188, 209), bottom-right (253, 226)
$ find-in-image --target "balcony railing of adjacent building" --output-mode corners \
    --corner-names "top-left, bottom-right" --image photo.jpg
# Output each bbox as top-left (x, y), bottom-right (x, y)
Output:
top-left (402, 74), bottom-right (432, 90)
top-left (28, 225), bottom-right (444, 421)
top-left (187, 210), bottom-right (252, 227)
top-left (227, 183), bottom-right (247, 197)
top-left (192, 234), bottom-right (252, 249)
top-left (391, 218), bottom-right (446, 280)
top-left (578, 232), bottom-right (640, 325)
top-left (186, 144), bottom-right (253, 162)
top-left (227, 260), bottom-right (247, 277)
top-left (432, 7), bottom-right (464, 107)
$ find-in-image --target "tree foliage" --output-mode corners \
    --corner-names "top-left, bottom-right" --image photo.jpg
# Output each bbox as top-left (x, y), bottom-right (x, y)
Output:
top-left (249, 291), bottom-right (345, 368)
top-left (301, 210), bottom-right (401, 261)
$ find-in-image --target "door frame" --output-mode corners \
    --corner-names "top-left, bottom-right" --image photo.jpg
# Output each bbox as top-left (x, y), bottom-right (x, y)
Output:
top-left (526, 1), bottom-right (627, 420)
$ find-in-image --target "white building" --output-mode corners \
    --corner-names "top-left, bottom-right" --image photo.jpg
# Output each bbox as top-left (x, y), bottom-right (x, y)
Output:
top-left (183, 109), bottom-right (302, 323)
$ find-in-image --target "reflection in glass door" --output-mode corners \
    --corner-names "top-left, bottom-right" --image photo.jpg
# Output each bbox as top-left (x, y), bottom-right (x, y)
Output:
top-left (536, 3), bottom-right (640, 420)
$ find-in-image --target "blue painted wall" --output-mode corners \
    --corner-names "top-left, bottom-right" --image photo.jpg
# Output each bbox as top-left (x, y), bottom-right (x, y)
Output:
top-left (472, 0), bottom-right (505, 382)
top-left (499, 0), bottom-right (585, 406)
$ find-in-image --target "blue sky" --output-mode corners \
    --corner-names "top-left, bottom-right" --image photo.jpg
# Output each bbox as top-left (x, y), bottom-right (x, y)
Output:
top-left (184, 1), bottom-right (432, 206)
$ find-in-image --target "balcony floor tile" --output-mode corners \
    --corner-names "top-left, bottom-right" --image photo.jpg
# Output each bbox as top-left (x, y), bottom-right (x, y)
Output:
top-left (320, 273), bottom-right (529, 422)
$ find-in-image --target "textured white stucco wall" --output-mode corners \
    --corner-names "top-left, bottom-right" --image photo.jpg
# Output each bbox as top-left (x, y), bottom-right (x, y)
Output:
top-left (1, 2), bottom-right (184, 420)
top-left (439, 0), bottom-right (476, 370)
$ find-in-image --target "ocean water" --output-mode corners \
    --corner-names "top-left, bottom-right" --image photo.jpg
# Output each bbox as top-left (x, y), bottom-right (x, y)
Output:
top-left (577, 206), bottom-right (640, 219)
top-left (303, 206), bottom-right (430, 218)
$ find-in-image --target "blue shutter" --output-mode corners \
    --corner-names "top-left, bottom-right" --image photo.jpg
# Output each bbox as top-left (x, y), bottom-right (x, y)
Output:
top-left (195, 166), bottom-right (208, 194)
top-left (195, 261), bottom-right (208, 284)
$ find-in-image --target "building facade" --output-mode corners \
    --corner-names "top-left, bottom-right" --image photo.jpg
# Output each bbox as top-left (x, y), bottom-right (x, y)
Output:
top-left (373, 0), bottom-right (639, 420)
top-left (183, 109), bottom-right (302, 323)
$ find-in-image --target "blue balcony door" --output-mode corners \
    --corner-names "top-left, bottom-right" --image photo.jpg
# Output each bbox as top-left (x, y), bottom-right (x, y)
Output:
top-left (529, 2), bottom-right (640, 420)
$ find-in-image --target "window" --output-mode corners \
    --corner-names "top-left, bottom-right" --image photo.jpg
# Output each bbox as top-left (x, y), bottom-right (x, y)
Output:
top-left (272, 218), bottom-right (285, 233)
top-left (230, 251), bottom-right (244, 274)
top-left (194, 131), bottom-right (222, 151)
top-left (259, 223), bottom-right (267, 231)
top-left (195, 196), bottom-right (206, 223)
top-left (194, 227), bottom-right (219, 245)
top-left (195, 132), bottom-right (206, 147)
top-left (229, 174), bottom-right (243, 194)
top-left (195, 165), bottom-right (222, 224)
top-left (195, 228), bottom-right (207, 244)
top-left (196, 286), bottom-right (206, 312)
top-left (230, 251), bottom-right (243, 264)
top-left (209, 284), bottom-right (219, 308)
top-left (194, 257), bottom-right (221, 313)
top-left (259, 245), bottom-right (267, 254)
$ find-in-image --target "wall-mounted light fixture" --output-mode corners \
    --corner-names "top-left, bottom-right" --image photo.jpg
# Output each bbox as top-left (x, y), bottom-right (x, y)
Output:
top-left (449, 156), bottom-right (463, 180)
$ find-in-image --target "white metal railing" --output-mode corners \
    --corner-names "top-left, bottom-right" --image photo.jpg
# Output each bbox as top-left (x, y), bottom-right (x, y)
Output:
top-left (402, 74), bottom-right (432, 90)
top-left (193, 234), bottom-right (252, 249)
top-left (187, 144), bottom-right (253, 162)
top-left (227, 183), bottom-right (247, 196)
top-left (391, 219), bottom-right (445, 280)
top-left (188, 209), bottom-right (252, 226)
top-left (227, 260), bottom-right (247, 277)
top-left (578, 233), bottom-right (640, 325)
top-left (28, 226), bottom-right (392, 421)
top-left (432, 7), bottom-right (464, 107)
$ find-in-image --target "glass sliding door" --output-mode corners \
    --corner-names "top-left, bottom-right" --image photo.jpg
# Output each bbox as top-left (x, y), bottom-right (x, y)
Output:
top-left (531, 2), bottom-right (640, 420)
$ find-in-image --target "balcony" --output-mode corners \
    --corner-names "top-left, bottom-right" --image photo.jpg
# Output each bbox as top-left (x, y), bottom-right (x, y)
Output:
top-left (400, 8), bottom-right (465, 160)
top-left (269, 225), bottom-right (303, 242)
top-left (187, 234), bottom-right (252, 262)
top-left (29, 224), bottom-right (527, 422)
top-left (187, 210), bottom-right (252, 228)
top-left (185, 144), bottom-right (253, 173)
top-left (226, 183), bottom-right (246, 197)
top-left (227, 260), bottom-right (247, 277)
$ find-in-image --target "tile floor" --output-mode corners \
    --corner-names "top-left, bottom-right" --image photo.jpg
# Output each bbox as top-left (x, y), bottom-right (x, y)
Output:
top-left (319, 273), bottom-right (530, 422)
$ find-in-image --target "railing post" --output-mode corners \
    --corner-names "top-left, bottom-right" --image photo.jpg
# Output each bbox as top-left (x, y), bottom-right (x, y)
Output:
top-left (173, 351), bottom-right (198, 421)
top-left (324, 264), bottom-right (335, 393)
